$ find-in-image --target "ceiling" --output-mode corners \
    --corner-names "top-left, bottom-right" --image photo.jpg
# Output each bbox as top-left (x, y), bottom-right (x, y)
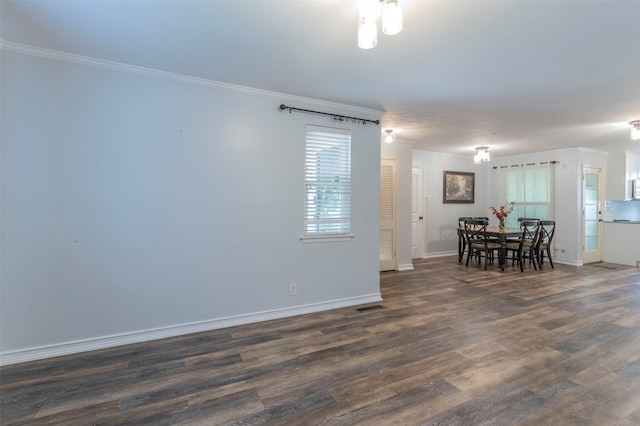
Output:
top-left (2, 0), bottom-right (640, 158)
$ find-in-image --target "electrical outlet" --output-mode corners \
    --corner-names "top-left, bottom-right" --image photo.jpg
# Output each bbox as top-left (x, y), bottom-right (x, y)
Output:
top-left (289, 283), bottom-right (297, 296)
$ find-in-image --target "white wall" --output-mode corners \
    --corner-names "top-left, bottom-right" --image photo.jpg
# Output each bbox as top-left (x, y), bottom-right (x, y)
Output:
top-left (410, 147), bottom-right (608, 265)
top-left (487, 147), bottom-right (608, 266)
top-left (412, 150), bottom-right (490, 257)
top-left (0, 49), bottom-right (383, 363)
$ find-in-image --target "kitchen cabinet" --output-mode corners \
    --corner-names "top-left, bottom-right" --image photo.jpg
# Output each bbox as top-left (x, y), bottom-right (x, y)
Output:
top-left (606, 151), bottom-right (640, 200)
top-left (603, 222), bottom-right (640, 266)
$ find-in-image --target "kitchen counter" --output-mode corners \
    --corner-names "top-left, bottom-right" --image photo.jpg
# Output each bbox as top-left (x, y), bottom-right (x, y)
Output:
top-left (602, 220), bottom-right (640, 224)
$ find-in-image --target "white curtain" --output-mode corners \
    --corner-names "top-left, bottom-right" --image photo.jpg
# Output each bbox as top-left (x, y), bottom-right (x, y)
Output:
top-left (497, 162), bottom-right (555, 228)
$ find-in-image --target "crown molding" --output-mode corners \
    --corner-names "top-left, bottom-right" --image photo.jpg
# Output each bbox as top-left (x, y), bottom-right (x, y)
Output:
top-left (0, 38), bottom-right (383, 119)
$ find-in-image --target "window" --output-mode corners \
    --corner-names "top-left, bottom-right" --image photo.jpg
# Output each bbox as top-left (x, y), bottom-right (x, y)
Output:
top-left (497, 163), bottom-right (554, 228)
top-left (303, 125), bottom-right (352, 241)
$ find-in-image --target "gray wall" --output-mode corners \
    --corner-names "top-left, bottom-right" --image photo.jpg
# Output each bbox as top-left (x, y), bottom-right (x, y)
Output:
top-left (412, 150), bottom-right (490, 257)
top-left (1, 49), bottom-right (383, 362)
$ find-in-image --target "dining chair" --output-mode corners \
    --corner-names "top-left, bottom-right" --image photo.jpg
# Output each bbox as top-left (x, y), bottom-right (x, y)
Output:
top-left (473, 217), bottom-right (496, 237)
top-left (518, 217), bottom-right (539, 224)
top-left (505, 219), bottom-right (540, 272)
top-left (507, 217), bottom-right (540, 243)
top-left (536, 220), bottom-right (556, 268)
top-left (463, 219), bottom-right (501, 270)
top-left (457, 217), bottom-right (474, 262)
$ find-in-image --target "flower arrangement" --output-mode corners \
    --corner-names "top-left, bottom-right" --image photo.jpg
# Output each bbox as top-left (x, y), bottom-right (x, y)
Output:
top-left (489, 202), bottom-right (515, 229)
top-left (489, 202), bottom-right (515, 219)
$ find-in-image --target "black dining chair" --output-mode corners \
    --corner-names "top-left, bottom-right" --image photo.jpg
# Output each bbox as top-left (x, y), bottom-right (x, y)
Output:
top-left (457, 217), bottom-right (473, 262)
top-left (506, 217), bottom-right (540, 243)
top-left (463, 219), bottom-right (501, 270)
top-left (536, 220), bottom-right (556, 268)
top-left (518, 217), bottom-right (539, 224)
top-left (505, 219), bottom-right (540, 272)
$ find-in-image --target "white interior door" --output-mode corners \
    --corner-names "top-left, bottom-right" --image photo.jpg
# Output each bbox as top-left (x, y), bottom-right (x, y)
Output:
top-left (583, 166), bottom-right (602, 263)
top-left (380, 158), bottom-right (396, 271)
top-left (411, 167), bottom-right (424, 259)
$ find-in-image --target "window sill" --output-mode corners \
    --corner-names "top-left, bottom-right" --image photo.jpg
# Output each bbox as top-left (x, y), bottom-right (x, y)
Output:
top-left (300, 234), bottom-right (355, 244)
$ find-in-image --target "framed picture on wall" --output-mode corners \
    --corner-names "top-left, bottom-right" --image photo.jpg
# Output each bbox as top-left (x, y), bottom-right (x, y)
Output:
top-left (443, 171), bottom-right (475, 203)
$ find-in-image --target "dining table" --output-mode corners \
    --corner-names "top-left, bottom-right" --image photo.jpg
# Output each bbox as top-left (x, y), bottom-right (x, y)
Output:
top-left (458, 226), bottom-right (522, 271)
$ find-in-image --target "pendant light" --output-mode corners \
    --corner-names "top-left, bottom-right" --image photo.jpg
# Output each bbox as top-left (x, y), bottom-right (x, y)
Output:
top-left (357, 0), bottom-right (403, 49)
top-left (382, 0), bottom-right (403, 35)
top-left (630, 120), bottom-right (640, 141)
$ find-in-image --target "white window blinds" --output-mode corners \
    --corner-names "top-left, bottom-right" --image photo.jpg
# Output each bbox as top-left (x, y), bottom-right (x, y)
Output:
top-left (303, 125), bottom-right (352, 238)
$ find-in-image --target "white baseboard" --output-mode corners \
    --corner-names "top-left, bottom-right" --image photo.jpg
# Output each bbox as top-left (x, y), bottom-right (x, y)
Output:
top-left (424, 251), bottom-right (457, 259)
top-left (553, 258), bottom-right (582, 267)
top-left (0, 293), bottom-right (382, 366)
top-left (397, 264), bottom-right (414, 271)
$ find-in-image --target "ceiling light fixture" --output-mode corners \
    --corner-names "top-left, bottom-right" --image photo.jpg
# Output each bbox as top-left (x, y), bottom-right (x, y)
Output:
top-left (382, 0), bottom-right (403, 35)
top-left (358, 0), bottom-right (403, 49)
top-left (630, 120), bottom-right (640, 141)
top-left (474, 146), bottom-right (490, 164)
top-left (384, 129), bottom-right (395, 143)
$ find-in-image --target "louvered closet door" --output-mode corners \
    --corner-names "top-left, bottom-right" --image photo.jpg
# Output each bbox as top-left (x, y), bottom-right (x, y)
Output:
top-left (380, 158), bottom-right (397, 271)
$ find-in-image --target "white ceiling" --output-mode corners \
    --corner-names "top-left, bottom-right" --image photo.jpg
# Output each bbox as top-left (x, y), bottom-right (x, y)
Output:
top-left (2, 0), bottom-right (639, 158)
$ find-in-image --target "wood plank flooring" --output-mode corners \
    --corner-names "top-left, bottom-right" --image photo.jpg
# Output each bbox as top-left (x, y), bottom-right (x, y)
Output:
top-left (2, 257), bottom-right (640, 425)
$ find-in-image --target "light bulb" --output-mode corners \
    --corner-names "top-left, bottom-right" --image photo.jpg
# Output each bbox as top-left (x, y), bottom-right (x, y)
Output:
top-left (382, 0), bottom-right (403, 35)
top-left (358, 19), bottom-right (377, 49)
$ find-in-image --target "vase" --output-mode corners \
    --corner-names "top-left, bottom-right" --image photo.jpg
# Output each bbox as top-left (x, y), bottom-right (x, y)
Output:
top-left (499, 217), bottom-right (505, 230)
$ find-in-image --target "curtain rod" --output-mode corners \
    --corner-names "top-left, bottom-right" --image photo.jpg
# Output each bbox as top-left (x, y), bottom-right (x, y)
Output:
top-left (279, 104), bottom-right (380, 125)
top-left (493, 160), bottom-right (558, 169)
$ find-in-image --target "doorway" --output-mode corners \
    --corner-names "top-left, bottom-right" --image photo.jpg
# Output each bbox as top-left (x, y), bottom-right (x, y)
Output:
top-left (380, 158), bottom-right (397, 271)
top-left (582, 166), bottom-right (602, 263)
top-left (411, 167), bottom-right (424, 259)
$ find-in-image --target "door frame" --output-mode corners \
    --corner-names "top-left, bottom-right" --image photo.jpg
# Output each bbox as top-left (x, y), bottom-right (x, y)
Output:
top-left (582, 165), bottom-right (603, 264)
top-left (411, 166), bottom-right (424, 259)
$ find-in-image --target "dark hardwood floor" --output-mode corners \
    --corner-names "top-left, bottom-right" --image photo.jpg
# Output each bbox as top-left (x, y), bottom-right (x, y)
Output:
top-left (2, 256), bottom-right (640, 425)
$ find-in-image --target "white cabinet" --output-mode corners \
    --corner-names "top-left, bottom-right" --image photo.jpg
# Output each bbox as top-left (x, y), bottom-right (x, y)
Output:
top-left (603, 222), bottom-right (640, 266)
top-left (607, 152), bottom-right (626, 200)
top-left (606, 152), bottom-right (640, 200)
top-left (626, 153), bottom-right (640, 199)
